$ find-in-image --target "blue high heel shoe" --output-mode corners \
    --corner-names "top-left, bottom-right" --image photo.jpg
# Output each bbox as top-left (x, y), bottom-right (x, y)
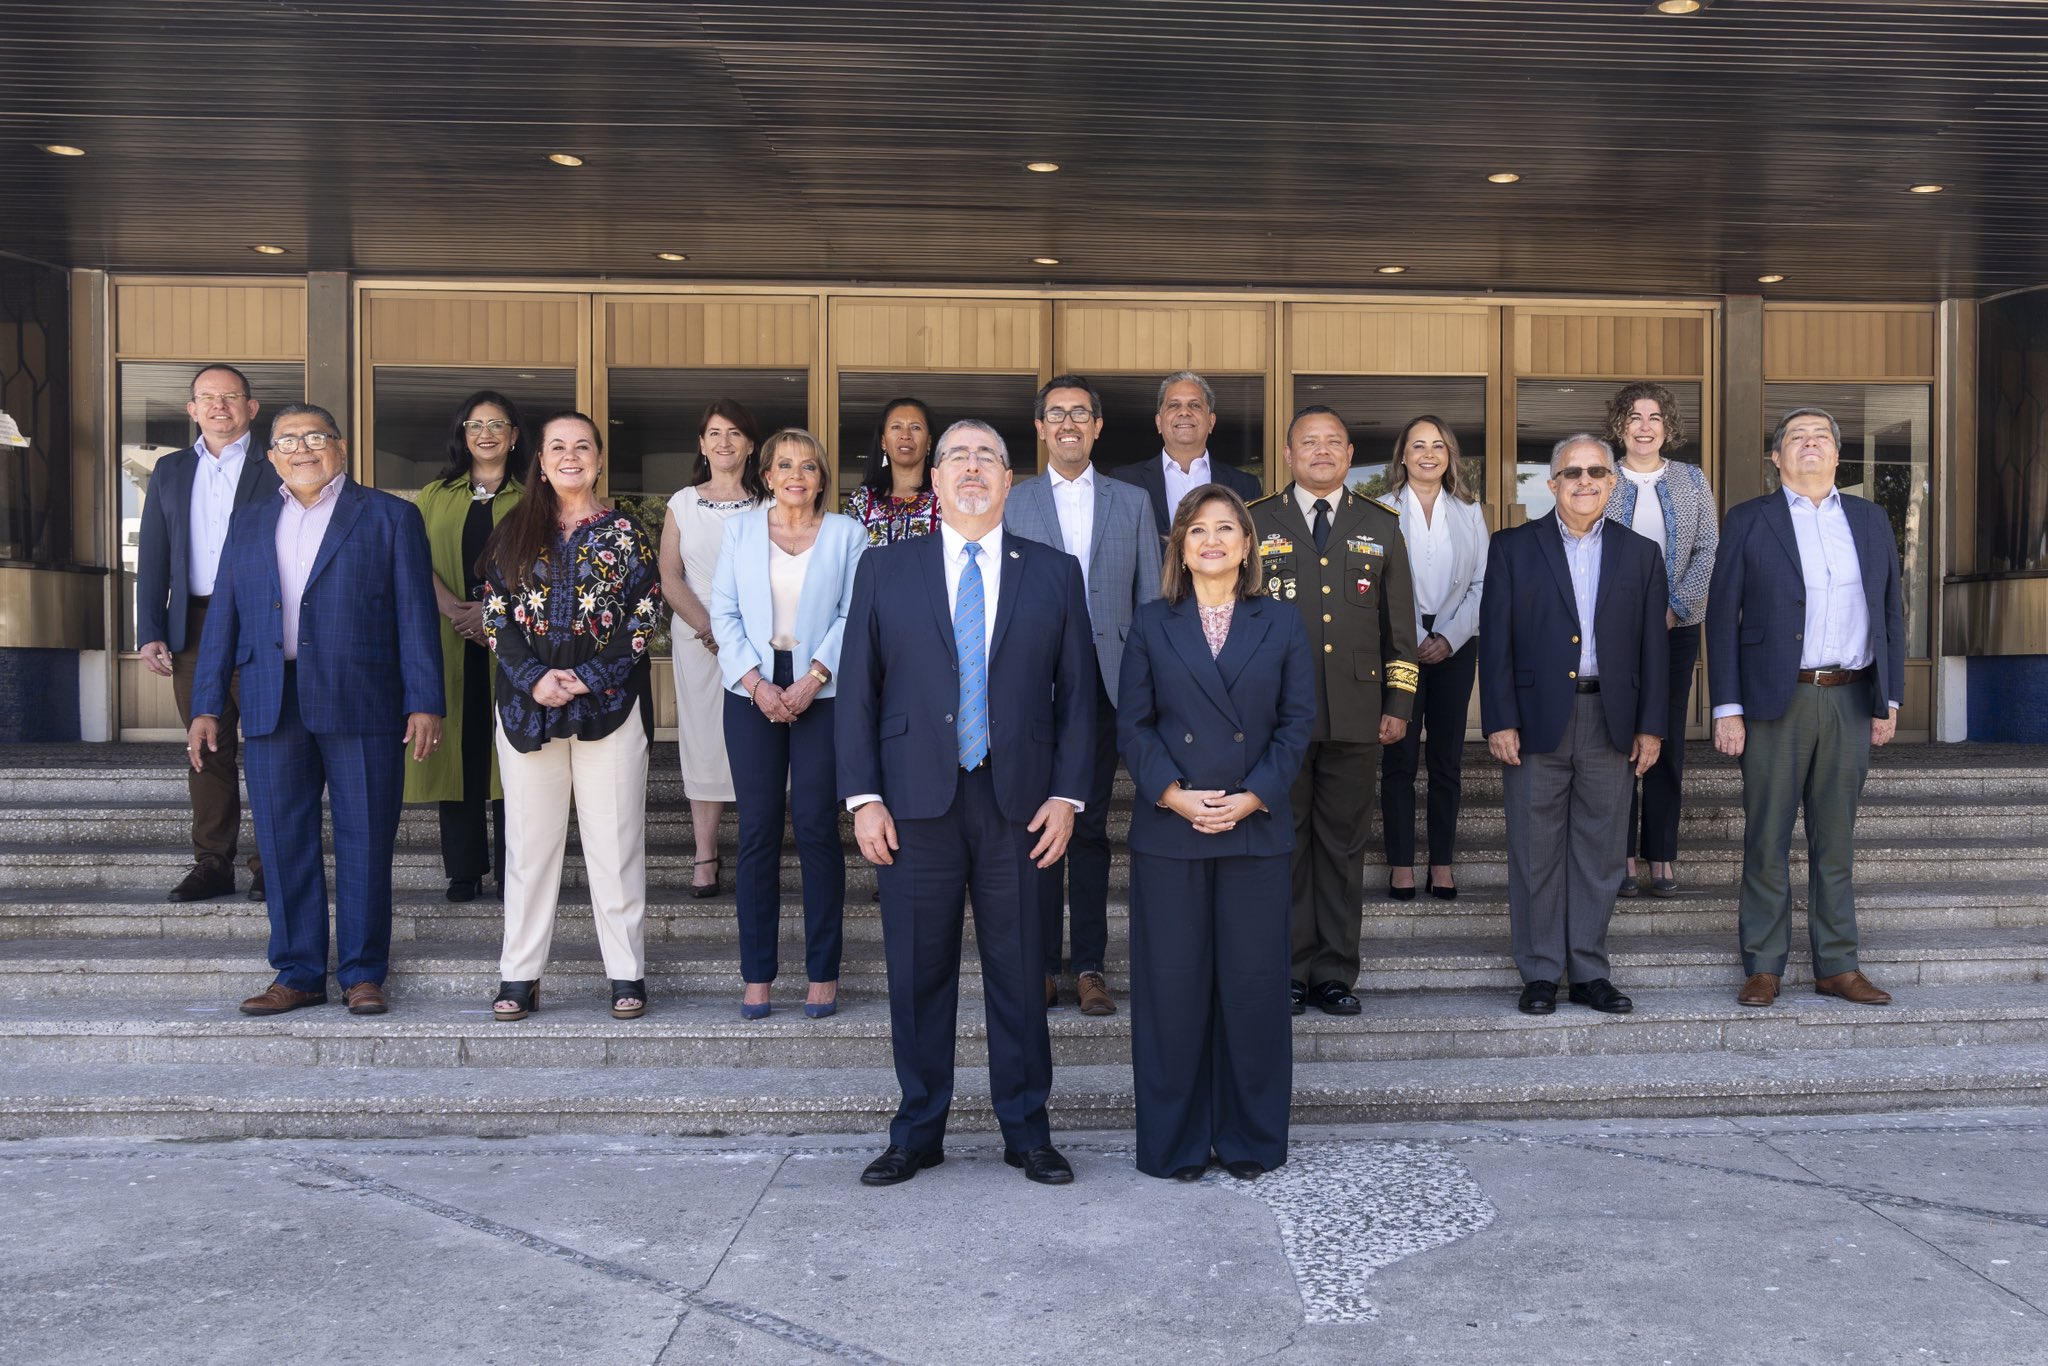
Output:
top-left (803, 983), bottom-right (838, 1019)
top-left (739, 992), bottom-right (771, 1021)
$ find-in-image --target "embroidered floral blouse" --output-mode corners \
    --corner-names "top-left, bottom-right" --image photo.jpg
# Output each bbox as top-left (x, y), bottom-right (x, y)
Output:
top-left (482, 510), bottom-right (662, 752)
top-left (844, 484), bottom-right (941, 547)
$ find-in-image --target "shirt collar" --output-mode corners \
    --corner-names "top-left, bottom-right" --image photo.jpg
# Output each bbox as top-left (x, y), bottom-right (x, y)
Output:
top-left (1047, 462), bottom-right (1095, 491)
top-left (200, 431), bottom-right (252, 465)
top-left (1558, 513), bottom-right (1606, 546)
top-left (279, 472), bottom-right (347, 509)
top-left (940, 520), bottom-right (1002, 562)
top-left (1162, 449), bottom-right (1209, 473)
top-left (1783, 484), bottom-right (1841, 512)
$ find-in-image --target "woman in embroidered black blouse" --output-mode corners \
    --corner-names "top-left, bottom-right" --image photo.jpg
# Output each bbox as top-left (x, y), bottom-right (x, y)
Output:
top-left (480, 412), bottom-right (662, 1024)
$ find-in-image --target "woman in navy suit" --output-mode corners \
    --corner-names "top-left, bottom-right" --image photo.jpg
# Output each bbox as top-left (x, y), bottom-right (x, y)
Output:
top-left (711, 429), bottom-right (866, 1020)
top-left (1118, 484), bottom-right (1317, 1181)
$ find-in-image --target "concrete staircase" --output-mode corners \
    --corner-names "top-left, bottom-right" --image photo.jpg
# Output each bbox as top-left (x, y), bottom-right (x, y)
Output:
top-left (2, 741), bottom-right (2045, 1138)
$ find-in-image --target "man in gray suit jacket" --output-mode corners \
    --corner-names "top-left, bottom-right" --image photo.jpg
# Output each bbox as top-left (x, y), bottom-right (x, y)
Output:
top-left (1006, 374), bottom-right (1163, 1015)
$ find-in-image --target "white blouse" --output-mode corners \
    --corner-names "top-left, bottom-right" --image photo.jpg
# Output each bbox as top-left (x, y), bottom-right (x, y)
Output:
top-left (1401, 485), bottom-right (1456, 621)
top-left (1622, 463), bottom-right (1667, 556)
top-left (768, 542), bottom-right (811, 650)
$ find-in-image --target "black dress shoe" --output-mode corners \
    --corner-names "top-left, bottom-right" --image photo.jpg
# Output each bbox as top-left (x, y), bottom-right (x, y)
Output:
top-left (1568, 978), bottom-right (1634, 1014)
top-left (247, 869), bottom-right (265, 902)
top-left (167, 862), bottom-right (234, 903)
top-left (1617, 875), bottom-right (1640, 898)
top-left (859, 1145), bottom-right (943, 1187)
top-left (1309, 980), bottom-right (1362, 1016)
top-left (1171, 1164), bottom-right (1207, 1183)
top-left (1289, 979), bottom-right (1307, 1016)
top-left (446, 878), bottom-right (480, 903)
top-left (1004, 1144), bottom-right (1075, 1185)
top-left (1518, 980), bottom-right (1558, 1015)
top-left (1223, 1159), bottom-right (1265, 1180)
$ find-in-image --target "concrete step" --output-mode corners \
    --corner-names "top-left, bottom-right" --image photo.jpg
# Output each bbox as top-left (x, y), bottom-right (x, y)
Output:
top-left (5, 1040), bottom-right (2046, 1138)
top-left (3, 928), bottom-right (2041, 1003)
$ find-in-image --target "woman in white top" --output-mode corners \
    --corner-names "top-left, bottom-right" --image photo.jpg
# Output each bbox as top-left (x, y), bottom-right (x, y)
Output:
top-left (658, 400), bottom-right (766, 900)
top-left (711, 430), bottom-right (866, 1020)
top-left (1600, 382), bottom-right (1718, 898)
top-left (1379, 416), bottom-right (1489, 900)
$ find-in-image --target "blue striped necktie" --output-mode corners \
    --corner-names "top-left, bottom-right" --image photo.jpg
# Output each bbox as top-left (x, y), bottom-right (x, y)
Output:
top-left (955, 542), bottom-right (989, 770)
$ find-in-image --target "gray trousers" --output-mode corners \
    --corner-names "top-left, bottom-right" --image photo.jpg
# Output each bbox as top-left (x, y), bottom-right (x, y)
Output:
top-left (1737, 678), bottom-right (1873, 978)
top-left (1503, 693), bottom-right (1632, 985)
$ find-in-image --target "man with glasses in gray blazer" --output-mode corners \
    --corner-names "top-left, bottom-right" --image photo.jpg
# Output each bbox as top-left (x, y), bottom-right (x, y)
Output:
top-left (1006, 375), bottom-right (1162, 1015)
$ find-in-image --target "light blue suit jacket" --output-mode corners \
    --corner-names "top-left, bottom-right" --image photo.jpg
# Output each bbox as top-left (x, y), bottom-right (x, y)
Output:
top-left (710, 507), bottom-right (866, 698)
top-left (1004, 466), bottom-right (1162, 701)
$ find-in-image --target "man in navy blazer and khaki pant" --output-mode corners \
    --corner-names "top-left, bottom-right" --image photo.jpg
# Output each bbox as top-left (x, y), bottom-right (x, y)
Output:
top-left (1708, 407), bottom-right (1905, 1009)
top-left (134, 364), bottom-right (281, 903)
top-left (839, 419), bottom-right (1095, 1188)
top-left (1005, 373), bottom-right (1162, 1015)
top-left (1480, 435), bottom-right (1667, 1017)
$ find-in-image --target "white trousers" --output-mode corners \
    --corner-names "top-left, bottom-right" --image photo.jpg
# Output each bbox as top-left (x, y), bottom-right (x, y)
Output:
top-left (496, 702), bottom-right (649, 982)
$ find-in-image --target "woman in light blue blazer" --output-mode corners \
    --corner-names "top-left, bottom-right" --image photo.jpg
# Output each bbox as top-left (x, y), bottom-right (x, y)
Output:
top-left (711, 429), bottom-right (866, 1019)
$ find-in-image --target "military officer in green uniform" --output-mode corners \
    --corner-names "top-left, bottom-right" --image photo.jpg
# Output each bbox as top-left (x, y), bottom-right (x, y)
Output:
top-left (1248, 405), bottom-right (1418, 1017)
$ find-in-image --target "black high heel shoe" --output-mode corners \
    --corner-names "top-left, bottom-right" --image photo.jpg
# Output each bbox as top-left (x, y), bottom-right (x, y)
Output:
top-left (1426, 869), bottom-right (1458, 901)
top-left (689, 857), bottom-right (721, 900)
top-left (1387, 876), bottom-right (1417, 902)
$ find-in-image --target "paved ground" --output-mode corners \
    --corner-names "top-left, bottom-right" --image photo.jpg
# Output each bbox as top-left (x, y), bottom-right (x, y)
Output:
top-left (5, 1108), bottom-right (2046, 1364)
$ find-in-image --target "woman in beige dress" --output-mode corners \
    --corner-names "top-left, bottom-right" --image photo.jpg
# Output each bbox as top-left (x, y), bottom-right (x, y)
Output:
top-left (658, 400), bottom-right (766, 899)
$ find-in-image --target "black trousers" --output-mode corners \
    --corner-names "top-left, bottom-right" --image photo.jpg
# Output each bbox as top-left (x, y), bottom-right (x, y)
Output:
top-left (1628, 622), bottom-right (1701, 863)
top-left (1380, 635), bottom-right (1479, 869)
top-left (438, 638), bottom-right (505, 884)
top-left (1040, 671), bottom-right (1115, 976)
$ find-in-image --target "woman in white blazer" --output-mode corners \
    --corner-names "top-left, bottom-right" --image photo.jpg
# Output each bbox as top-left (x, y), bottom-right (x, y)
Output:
top-left (1379, 416), bottom-right (1489, 901)
top-left (711, 429), bottom-right (866, 1020)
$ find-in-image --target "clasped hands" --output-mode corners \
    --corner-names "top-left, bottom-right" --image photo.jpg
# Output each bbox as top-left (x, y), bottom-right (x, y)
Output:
top-left (444, 599), bottom-right (487, 646)
top-left (530, 667), bottom-right (590, 708)
top-left (1161, 785), bottom-right (1265, 835)
top-left (749, 669), bottom-right (823, 724)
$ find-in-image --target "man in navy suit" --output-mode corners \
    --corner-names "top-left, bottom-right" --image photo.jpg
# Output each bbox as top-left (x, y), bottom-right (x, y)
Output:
top-left (1480, 435), bottom-right (1667, 1017)
top-left (1111, 371), bottom-right (1263, 536)
top-left (839, 418), bottom-right (1095, 1187)
top-left (1005, 373), bottom-right (1162, 1016)
top-left (135, 364), bottom-right (281, 904)
top-left (188, 404), bottom-right (443, 1018)
top-left (1708, 407), bottom-right (1906, 1010)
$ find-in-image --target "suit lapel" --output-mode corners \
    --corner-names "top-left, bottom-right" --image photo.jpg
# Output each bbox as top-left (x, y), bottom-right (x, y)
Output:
top-left (248, 494), bottom-right (285, 602)
top-left (1087, 470), bottom-right (1115, 578)
top-left (303, 480), bottom-right (367, 591)
top-left (233, 442), bottom-right (273, 505)
top-left (1163, 596), bottom-right (1241, 725)
top-left (1327, 489), bottom-right (1372, 552)
top-left (918, 533), bottom-right (955, 652)
top-left (1260, 485), bottom-right (1311, 545)
top-left (1594, 519), bottom-right (1622, 617)
top-left (1213, 597), bottom-right (1270, 690)
top-left (1848, 496), bottom-right (1887, 604)
top-left (989, 534), bottom-right (1026, 659)
top-left (159, 445), bottom-right (198, 537)
top-left (1533, 512), bottom-right (1578, 617)
top-left (1761, 488), bottom-right (1801, 573)
top-left (1137, 460), bottom-right (1170, 532)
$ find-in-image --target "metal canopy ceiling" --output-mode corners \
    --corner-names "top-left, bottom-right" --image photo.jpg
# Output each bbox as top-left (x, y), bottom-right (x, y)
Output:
top-left (3, 0), bottom-right (2045, 300)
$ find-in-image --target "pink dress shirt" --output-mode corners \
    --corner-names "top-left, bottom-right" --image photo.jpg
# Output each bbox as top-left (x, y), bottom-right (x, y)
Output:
top-left (276, 474), bottom-right (346, 661)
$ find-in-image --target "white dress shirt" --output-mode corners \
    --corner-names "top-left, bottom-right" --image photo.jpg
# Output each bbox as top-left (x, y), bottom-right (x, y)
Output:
top-left (188, 431), bottom-right (251, 595)
top-left (1162, 450), bottom-right (1212, 522)
top-left (1047, 463), bottom-right (1095, 595)
top-left (1558, 515), bottom-right (1604, 680)
top-left (276, 474), bottom-right (346, 662)
top-left (1400, 485), bottom-right (1454, 620)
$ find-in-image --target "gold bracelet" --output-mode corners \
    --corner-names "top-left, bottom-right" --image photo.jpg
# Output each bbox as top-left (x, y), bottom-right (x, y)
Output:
top-left (808, 666), bottom-right (830, 685)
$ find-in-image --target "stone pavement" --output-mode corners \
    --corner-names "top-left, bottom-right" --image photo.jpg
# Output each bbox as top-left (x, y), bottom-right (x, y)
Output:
top-left (4, 1107), bottom-right (2045, 1365)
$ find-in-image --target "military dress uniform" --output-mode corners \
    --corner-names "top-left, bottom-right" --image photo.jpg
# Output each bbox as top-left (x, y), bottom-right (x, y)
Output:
top-left (1247, 485), bottom-right (1419, 1007)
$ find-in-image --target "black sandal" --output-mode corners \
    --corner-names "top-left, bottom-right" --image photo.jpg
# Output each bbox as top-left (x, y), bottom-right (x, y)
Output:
top-left (690, 857), bottom-right (721, 900)
top-left (610, 978), bottom-right (647, 1020)
top-left (492, 980), bottom-right (539, 1021)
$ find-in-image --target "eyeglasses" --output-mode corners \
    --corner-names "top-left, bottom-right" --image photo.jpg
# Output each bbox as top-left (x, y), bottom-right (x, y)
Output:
top-left (1042, 406), bottom-right (1095, 424)
top-left (1553, 465), bottom-right (1612, 482)
top-left (462, 419), bottom-right (512, 435)
top-left (272, 432), bottom-right (339, 454)
top-left (192, 392), bottom-right (246, 405)
top-left (937, 448), bottom-right (1004, 469)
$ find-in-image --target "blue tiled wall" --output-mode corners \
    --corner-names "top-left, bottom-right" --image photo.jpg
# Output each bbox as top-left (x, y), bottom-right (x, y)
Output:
top-left (1967, 656), bottom-right (2048, 743)
top-left (0, 648), bottom-right (80, 743)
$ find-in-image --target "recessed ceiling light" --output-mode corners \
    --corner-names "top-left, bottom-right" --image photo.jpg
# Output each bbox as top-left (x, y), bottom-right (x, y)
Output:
top-left (1908, 183), bottom-right (1945, 194)
top-left (1025, 161), bottom-right (1060, 173)
top-left (1756, 273), bottom-right (1785, 284)
top-left (1376, 265), bottom-right (1407, 275)
top-left (1655, 0), bottom-right (1703, 12)
top-left (653, 251), bottom-right (688, 262)
top-left (547, 153), bottom-right (584, 167)
top-left (1486, 172), bottom-right (1521, 184)
top-left (1031, 256), bottom-right (1060, 266)
top-left (37, 143), bottom-right (85, 157)
top-left (251, 244), bottom-right (287, 255)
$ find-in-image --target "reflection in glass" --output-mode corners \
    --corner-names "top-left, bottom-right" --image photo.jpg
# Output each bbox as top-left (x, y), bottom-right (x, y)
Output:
top-left (1764, 383), bottom-right (1932, 657)
top-left (370, 366), bottom-right (574, 494)
top-left (1514, 380), bottom-right (1701, 521)
top-left (1084, 373), bottom-right (1265, 480)
top-left (607, 367), bottom-right (808, 499)
top-left (835, 372), bottom-right (1040, 494)
top-left (116, 361), bottom-right (304, 651)
top-left (1293, 376), bottom-right (1486, 501)
top-left (1977, 291), bottom-right (2048, 574)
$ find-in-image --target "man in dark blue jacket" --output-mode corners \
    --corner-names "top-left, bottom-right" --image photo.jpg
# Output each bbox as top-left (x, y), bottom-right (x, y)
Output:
top-left (1708, 407), bottom-right (1905, 1010)
top-left (1480, 435), bottom-right (1668, 1017)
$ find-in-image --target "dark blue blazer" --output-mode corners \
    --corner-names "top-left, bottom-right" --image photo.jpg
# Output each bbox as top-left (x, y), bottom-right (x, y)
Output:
top-left (1706, 490), bottom-right (1905, 722)
top-left (836, 530), bottom-right (1095, 823)
top-left (1117, 594), bottom-right (1316, 860)
top-left (191, 480), bottom-right (444, 737)
top-left (134, 439), bottom-right (281, 651)
top-left (1111, 456), bottom-right (1263, 539)
top-left (1478, 513), bottom-right (1669, 755)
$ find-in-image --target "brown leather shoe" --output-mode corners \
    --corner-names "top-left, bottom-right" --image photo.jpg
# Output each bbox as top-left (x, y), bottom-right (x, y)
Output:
top-left (1814, 970), bottom-right (1892, 1005)
top-left (1045, 974), bottom-right (1059, 1010)
top-left (1737, 973), bottom-right (1780, 1007)
top-left (167, 861), bottom-right (235, 903)
top-left (239, 982), bottom-right (327, 1015)
top-left (343, 981), bottom-right (389, 1015)
top-left (1076, 971), bottom-right (1118, 1016)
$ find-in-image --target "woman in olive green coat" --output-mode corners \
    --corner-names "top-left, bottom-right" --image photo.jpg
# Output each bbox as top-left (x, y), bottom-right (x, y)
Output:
top-left (403, 390), bottom-right (528, 900)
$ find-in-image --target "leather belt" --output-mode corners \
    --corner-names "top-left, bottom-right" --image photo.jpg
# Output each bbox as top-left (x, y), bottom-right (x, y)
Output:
top-left (1574, 678), bottom-right (1601, 694)
top-left (1798, 666), bottom-right (1870, 687)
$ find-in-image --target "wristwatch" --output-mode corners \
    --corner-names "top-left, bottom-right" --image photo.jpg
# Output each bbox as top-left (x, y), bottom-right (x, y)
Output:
top-left (808, 665), bottom-right (831, 685)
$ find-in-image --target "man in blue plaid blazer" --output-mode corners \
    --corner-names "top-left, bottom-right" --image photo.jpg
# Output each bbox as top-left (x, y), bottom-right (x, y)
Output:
top-left (190, 404), bottom-right (443, 1018)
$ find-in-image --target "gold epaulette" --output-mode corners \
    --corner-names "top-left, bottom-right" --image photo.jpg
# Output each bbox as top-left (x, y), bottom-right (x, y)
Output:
top-left (1386, 659), bottom-right (1420, 694)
